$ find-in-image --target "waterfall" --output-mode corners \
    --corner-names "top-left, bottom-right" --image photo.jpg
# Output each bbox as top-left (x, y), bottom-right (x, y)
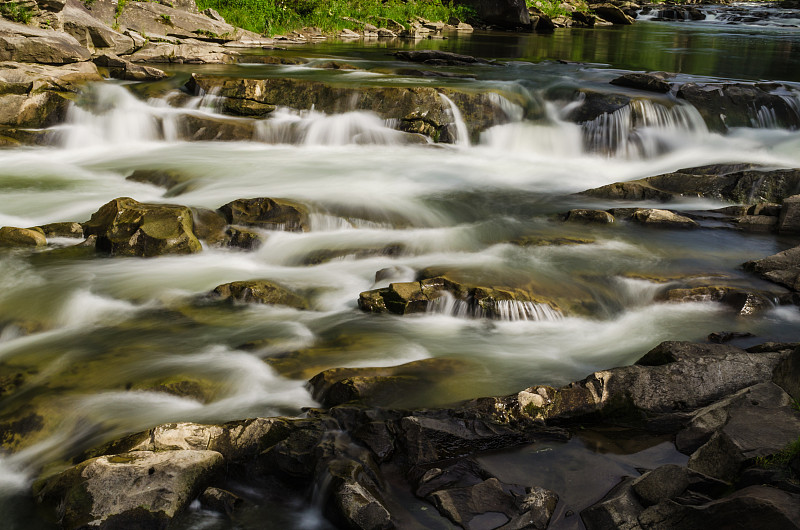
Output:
top-left (60, 83), bottom-right (163, 147)
top-left (581, 99), bottom-right (708, 158)
top-left (427, 292), bottom-right (562, 321)
top-left (439, 93), bottom-right (471, 147)
top-left (253, 107), bottom-right (413, 146)
top-left (480, 102), bottom-right (584, 156)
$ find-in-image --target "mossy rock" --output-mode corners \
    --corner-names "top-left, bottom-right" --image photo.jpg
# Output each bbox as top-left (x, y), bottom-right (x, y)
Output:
top-left (0, 226), bottom-right (47, 248)
top-left (83, 197), bottom-right (202, 257)
top-left (210, 280), bottom-right (308, 309)
top-left (217, 197), bottom-right (310, 233)
top-left (132, 377), bottom-right (220, 403)
top-left (34, 222), bottom-right (84, 238)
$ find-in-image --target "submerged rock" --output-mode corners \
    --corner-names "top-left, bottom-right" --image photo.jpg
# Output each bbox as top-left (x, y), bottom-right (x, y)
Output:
top-left (34, 450), bottom-right (224, 529)
top-left (83, 197), bottom-right (202, 257)
top-left (308, 358), bottom-right (470, 408)
top-left (392, 50), bottom-right (495, 66)
top-left (210, 279), bottom-right (307, 309)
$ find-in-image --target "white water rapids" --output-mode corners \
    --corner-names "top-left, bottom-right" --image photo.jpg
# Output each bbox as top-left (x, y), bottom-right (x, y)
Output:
top-left (2, 55), bottom-right (800, 528)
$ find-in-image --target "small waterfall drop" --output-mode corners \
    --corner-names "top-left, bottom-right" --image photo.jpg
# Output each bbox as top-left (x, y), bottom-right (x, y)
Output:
top-left (61, 83), bottom-right (163, 147)
top-left (427, 292), bottom-right (562, 321)
top-left (581, 99), bottom-right (709, 158)
top-left (254, 107), bottom-right (412, 146)
top-left (480, 101), bottom-right (584, 156)
top-left (439, 93), bottom-right (470, 147)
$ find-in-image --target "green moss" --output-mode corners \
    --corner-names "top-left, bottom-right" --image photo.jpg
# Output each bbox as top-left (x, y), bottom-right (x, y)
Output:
top-left (0, 1), bottom-right (34, 24)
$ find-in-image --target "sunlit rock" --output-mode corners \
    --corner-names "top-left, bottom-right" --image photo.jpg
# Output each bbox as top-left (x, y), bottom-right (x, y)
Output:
top-left (33, 450), bottom-right (224, 529)
top-left (83, 197), bottom-right (202, 257)
top-left (0, 226), bottom-right (46, 247)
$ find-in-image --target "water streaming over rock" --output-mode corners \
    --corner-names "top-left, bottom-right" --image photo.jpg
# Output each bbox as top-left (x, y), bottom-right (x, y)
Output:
top-left (3, 29), bottom-right (800, 528)
top-left (581, 99), bottom-right (709, 158)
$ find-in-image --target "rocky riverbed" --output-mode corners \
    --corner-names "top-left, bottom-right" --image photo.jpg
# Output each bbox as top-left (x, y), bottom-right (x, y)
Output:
top-left (2, 0), bottom-right (800, 528)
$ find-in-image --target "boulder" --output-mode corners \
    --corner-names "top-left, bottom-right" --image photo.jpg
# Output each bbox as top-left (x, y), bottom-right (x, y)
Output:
top-left (677, 82), bottom-right (800, 132)
top-left (56, 1), bottom-right (135, 55)
top-left (185, 74), bottom-right (515, 143)
top-left (677, 383), bottom-right (800, 482)
top-left (581, 477), bottom-right (643, 529)
top-left (0, 226), bottom-right (46, 247)
top-left (217, 197), bottom-right (309, 232)
top-left (210, 279), bottom-right (307, 309)
top-left (93, 53), bottom-right (167, 81)
top-left (562, 209), bottom-right (615, 224)
top-left (333, 480), bottom-right (394, 530)
top-left (658, 286), bottom-right (776, 315)
top-left (127, 40), bottom-right (236, 64)
top-left (451, 0), bottom-right (531, 29)
top-left (82, 197), bottom-right (202, 257)
top-left (631, 464), bottom-right (728, 507)
top-left (580, 164), bottom-right (800, 204)
top-left (199, 487), bottom-right (242, 517)
top-left (430, 477), bottom-right (557, 529)
top-left (591, 3), bottom-right (635, 24)
top-left (358, 275), bottom-right (561, 319)
top-left (486, 341), bottom-right (788, 425)
top-left (0, 18), bottom-right (91, 64)
top-left (0, 61), bottom-right (102, 128)
top-left (638, 486), bottom-right (800, 529)
top-left (743, 246), bottom-right (800, 292)
top-left (33, 450), bottom-right (224, 529)
top-left (625, 208), bottom-right (698, 228)
top-left (610, 72), bottom-right (672, 93)
top-left (116, 0), bottom-right (238, 40)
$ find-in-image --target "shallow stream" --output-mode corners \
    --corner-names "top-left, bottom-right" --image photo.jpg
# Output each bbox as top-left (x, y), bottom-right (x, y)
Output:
top-left (2, 10), bottom-right (800, 529)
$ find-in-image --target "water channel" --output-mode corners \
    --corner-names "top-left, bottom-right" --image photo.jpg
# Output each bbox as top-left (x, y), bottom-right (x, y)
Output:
top-left (1, 7), bottom-right (800, 528)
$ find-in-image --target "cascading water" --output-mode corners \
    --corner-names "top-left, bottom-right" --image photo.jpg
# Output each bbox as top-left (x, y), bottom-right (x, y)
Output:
top-left (580, 99), bottom-right (709, 158)
top-left (3, 29), bottom-right (800, 529)
top-left (439, 93), bottom-right (471, 146)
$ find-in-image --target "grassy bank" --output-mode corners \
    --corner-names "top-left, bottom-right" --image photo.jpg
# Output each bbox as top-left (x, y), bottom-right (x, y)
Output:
top-left (195, 0), bottom-right (473, 36)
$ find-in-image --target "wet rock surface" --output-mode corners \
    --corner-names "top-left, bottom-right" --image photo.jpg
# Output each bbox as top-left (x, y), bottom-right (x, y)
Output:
top-left (30, 339), bottom-right (799, 530)
top-left (580, 164), bottom-right (800, 204)
top-left (82, 197), bottom-right (202, 257)
top-left (185, 74), bottom-right (514, 143)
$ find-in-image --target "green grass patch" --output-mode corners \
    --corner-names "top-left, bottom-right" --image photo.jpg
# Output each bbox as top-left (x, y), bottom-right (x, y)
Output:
top-left (195, 0), bottom-right (472, 36)
top-left (527, 0), bottom-right (589, 18)
top-left (755, 436), bottom-right (800, 469)
top-left (0, 1), bottom-right (35, 24)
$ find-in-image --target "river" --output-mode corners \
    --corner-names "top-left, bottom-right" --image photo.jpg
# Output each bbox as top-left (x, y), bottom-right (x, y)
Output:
top-left (1, 7), bottom-right (800, 528)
